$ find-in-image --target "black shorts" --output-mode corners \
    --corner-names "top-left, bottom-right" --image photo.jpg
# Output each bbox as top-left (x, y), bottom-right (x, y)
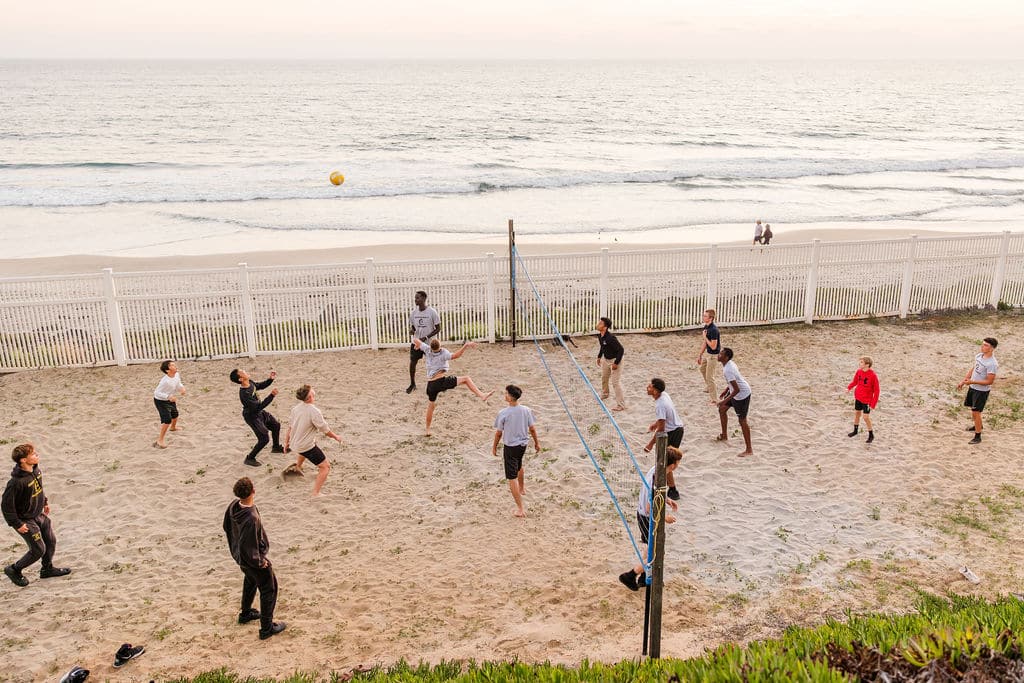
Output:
top-left (854, 400), bottom-right (872, 414)
top-left (502, 444), bottom-right (527, 479)
top-left (410, 344), bottom-right (425, 361)
top-left (637, 511), bottom-right (650, 545)
top-left (299, 445), bottom-right (326, 466)
top-left (667, 426), bottom-right (684, 448)
top-left (964, 388), bottom-right (990, 412)
top-left (154, 398), bottom-right (178, 424)
top-left (426, 376), bottom-right (458, 402)
top-left (728, 395), bottom-right (751, 419)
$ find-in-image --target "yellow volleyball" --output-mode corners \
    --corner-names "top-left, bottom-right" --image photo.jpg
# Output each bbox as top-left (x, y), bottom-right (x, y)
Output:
top-left (329, 171), bottom-right (345, 186)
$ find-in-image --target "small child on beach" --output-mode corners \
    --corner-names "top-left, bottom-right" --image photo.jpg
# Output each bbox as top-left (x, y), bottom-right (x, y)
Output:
top-left (846, 356), bottom-right (879, 443)
top-left (619, 446), bottom-right (681, 592)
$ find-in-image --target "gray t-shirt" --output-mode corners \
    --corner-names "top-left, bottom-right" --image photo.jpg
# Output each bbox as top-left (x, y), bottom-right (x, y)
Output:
top-left (654, 392), bottom-right (682, 431)
top-left (494, 405), bottom-right (536, 447)
top-left (970, 353), bottom-right (998, 392)
top-left (723, 360), bottom-right (751, 400)
top-left (425, 348), bottom-right (452, 378)
top-left (410, 306), bottom-right (441, 341)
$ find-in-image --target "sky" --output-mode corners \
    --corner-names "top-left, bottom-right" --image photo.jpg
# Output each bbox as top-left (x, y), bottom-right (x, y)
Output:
top-left (2, 0), bottom-right (1023, 60)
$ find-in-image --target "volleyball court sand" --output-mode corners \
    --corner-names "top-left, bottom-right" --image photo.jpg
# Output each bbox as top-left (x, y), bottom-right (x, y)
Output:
top-left (0, 313), bottom-right (1021, 681)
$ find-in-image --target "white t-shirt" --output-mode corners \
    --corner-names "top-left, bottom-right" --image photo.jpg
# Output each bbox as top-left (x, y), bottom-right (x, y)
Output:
top-left (425, 348), bottom-right (452, 378)
top-left (154, 374), bottom-right (183, 400)
top-left (970, 353), bottom-right (998, 392)
top-left (654, 392), bottom-right (682, 431)
top-left (723, 360), bottom-right (751, 400)
top-left (494, 405), bottom-right (536, 447)
top-left (410, 306), bottom-right (441, 340)
top-left (288, 402), bottom-right (331, 454)
top-left (637, 466), bottom-right (656, 517)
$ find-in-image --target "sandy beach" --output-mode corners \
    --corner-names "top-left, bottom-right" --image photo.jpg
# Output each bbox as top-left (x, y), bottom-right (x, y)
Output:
top-left (1, 307), bottom-right (1022, 681)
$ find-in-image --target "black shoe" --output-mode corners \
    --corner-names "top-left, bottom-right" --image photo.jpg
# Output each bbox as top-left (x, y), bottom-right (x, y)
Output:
top-left (966, 426), bottom-right (978, 432)
top-left (4, 564), bottom-right (28, 587)
top-left (238, 608), bottom-right (261, 624)
top-left (406, 384), bottom-right (416, 394)
top-left (271, 445), bottom-right (285, 454)
top-left (667, 486), bottom-right (680, 501)
top-left (259, 622), bottom-right (287, 640)
top-left (113, 644), bottom-right (145, 668)
top-left (59, 665), bottom-right (90, 683)
top-left (866, 432), bottom-right (874, 444)
top-left (637, 571), bottom-right (647, 588)
top-left (970, 434), bottom-right (982, 444)
top-left (847, 429), bottom-right (859, 437)
top-left (618, 571), bottom-right (639, 592)
top-left (244, 458), bottom-right (261, 467)
top-left (39, 566), bottom-right (72, 579)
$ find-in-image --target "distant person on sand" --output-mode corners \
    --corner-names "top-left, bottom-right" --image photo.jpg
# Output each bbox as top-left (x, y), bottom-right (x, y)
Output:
top-left (846, 356), bottom-right (880, 443)
top-left (643, 378), bottom-right (682, 501)
top-left (3, 444), bottom-right (71, 588)
top-left (230, 369), bottom-right (283, 467)
top-left (223, 477), bottom-right (285, 640)
top-left (619, 446), bottom-right (681, 592)
top-left (753, 220), bottom-right (764, 245)
top-left (153, 359), bottom-right (186, 449)
top-left (716, 348), bottom-right (753, 457)
top-left (596, 317), bottom-right (626, 411)
top-left (762, 224), bottom-right (773, 246)
top-left (491, 384), bottom-right (540, 518)
top-left (407, 291), bottom-right (441, 394)
top-left (696, 309), bottom-right (721, 405)
top-left (957, 337), bottom-right (998, 445)
top-left (284, 385), bottom-right (342, 497)
top-left (412, 337), bottom-right (493, 436)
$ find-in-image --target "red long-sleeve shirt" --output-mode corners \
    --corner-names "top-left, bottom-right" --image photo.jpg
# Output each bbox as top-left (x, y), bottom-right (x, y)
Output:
top-left (847, 368), bottom-right (879, 408)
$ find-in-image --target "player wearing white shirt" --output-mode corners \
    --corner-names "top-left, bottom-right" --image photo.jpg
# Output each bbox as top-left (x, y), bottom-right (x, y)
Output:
top-left (716, 348), bottom-right (753, 457)
top-left (643, 378), bottom-right (683, 500)
top-left (153, 360), bottom-right (186, 449)
top-left (618, 446), bottom-right (681, 592)
top-left (957, 337), bottom-right (999, 444)
top-left (407, 290), bottom-right (442, 394)
top-left (412, 337), bottom-right (493, 436)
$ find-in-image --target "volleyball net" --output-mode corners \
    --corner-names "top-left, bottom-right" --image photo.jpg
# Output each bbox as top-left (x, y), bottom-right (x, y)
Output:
top-left (511, 245), bottom-right (656, 574)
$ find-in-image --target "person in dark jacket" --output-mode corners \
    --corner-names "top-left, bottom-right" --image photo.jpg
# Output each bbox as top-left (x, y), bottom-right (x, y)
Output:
top-left (229, 369), bottom-right (284, 467)
top-left (3, 443), bottom-right (71, 587)
top-left (223, 477), bottom-right (285, 640)
top-left (596, 317), bottom-right (626, 411)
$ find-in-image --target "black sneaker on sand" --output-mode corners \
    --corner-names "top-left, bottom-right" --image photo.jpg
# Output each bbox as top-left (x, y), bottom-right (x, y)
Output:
top-left (244, 458), bottom-right (261, 467)
top-left (866, 432), bottom-right (875, 444)
top-left (969, 434), bottom-right (982, 445)
top-left (847, 429), bottom-right (858, 437)
top-left (667, 486), bottom-right (680, 501)
top-left (39, 566), bottom-right (71, 579)
top-left (271, 445), bottom-right (285, 454)
top-left (618, 571), bottom-right (639, 591)
top-left (238, 608), bottom-right (261, 624)
top-left (4, 564), bottom-right (29, 587)
top-left (406, 384), bottom-right (416, 394)
top-left (113, 644), bottom-right (145, 668)
top-left (259, 622), bottom-right (287, 640)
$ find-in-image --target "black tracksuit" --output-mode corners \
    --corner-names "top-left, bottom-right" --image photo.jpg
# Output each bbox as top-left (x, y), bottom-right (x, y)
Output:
top-left (2, 465), bottom-right (57, 572)
top-left (223, 499), bottom-right (277, 631)
top-left (239, 378), bottom-right (280, 460)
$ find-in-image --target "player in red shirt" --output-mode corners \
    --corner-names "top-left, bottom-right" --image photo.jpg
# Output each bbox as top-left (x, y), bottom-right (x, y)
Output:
top-left (846, 356), bottom-right (880, 443)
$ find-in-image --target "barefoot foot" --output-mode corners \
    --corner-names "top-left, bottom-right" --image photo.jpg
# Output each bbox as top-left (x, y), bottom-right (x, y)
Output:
top-left (513, 508), bottom-right (526, 518)
top-left (737, 450), bottom-right (753, 458)
top-left (481, 390), bottom-right (495, 402)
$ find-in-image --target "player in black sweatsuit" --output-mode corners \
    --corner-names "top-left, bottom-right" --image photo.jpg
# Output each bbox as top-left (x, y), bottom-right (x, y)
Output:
top-left (229, 369), bottom-right (283, 465)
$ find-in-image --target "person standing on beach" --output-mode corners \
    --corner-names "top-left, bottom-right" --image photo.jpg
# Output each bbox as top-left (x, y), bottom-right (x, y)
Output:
top-left (153, 359), bottom-right (186, 449)
top-left (491, 384), bottom-right (540, 518)
top-left (846, 356), bottom-right (880, 443)
top-left (223, 477), bottom-right (285, 640)
top-left (696, 309), bottom-right (721, 405)
top-left (716, 348), bottom-right (754, 457)
top-left (753, 220), bottom-right (764, 245)
top-left (597, 317), bottom-right (626, 411)
top-left (230, 369), bottom-right (283, 467)
top-left (762, 224), bottom-right (773, 246)
top-left (619, 446), bottom-right (681, 592)
top-left (643, 378), bottom-right (682, 501)
top-left (284, 385), bottom-right (342, 497)
top-left (413, 337), bottom-right (493, 435)
top-left (3, 444), bottom-right (71, 588)
top-left (957, 337), bottom-right (998, 445)
top-left (407, 291), bottom-right (441, 394)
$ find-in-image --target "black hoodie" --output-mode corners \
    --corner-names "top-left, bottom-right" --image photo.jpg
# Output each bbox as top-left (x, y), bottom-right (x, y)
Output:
top-left (239, 378), bottom-right (275, 418)
top-left (223, 500), bottom-right (269, 569)
top-left (2, 464), bottom-right (47, 529)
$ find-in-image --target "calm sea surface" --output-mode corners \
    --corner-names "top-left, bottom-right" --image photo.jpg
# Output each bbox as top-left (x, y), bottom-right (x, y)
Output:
top-left (1, 60), bottom-right (1022, 257)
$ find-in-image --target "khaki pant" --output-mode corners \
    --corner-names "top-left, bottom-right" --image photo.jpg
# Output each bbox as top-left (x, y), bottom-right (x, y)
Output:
top-left (699, 357), bottom-right (717, 400)
top-left (601, 362), bottom-right (625, 408)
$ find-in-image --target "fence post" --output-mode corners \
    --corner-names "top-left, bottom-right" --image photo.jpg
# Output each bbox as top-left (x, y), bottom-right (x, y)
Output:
top-left (599, 248), bottom-right (610, 318)
top-left (237, 263), bottom-right (258, 358)
top-left (102, 268), bottom-right (128, 366)
top-left (706, 245), bottom-right (718, 314)
top-left (365, 258), bottom-right (379, 350)
top-left (899, 236), bottom-right (918, 318)
top-left (803, 240), bottom-right (821, 324)
top-left (485, 252), bottom-right (496, 343)
top-left (990, 231), bottom-right (1011, 308)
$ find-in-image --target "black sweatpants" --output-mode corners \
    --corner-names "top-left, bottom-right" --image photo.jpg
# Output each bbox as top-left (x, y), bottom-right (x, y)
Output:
top-left (240, 562), bottom-right (278, 631)
top-left (244, 411), bottom-right (280, 460)
top-left (13, 514), bottom-right (57, 572)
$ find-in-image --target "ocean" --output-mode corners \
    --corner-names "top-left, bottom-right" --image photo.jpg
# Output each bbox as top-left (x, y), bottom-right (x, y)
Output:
top-left (1, 60), bottom-right (1023, 258)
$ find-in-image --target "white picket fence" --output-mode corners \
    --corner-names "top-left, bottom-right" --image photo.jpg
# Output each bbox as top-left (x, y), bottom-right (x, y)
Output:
top-left (1, 232), bottom-right (1022, 372)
